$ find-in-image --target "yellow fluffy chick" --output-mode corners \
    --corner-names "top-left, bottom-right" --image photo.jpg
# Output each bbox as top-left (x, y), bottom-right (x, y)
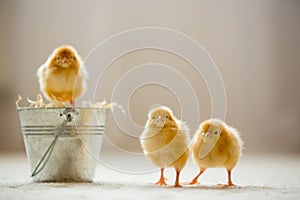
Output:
top-left (37, 45), bottom-right (86, 106)
top-left (189, 119), bottom-right (243, 186)
top-left (140, 106), bottom-right (190, 187)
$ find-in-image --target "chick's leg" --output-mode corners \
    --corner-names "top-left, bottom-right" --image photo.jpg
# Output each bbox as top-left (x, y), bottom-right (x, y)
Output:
top-left (70, 100), bottom-right (75, 107)
top-left (188, 168), bottom-right (206, 185)
top-left (174, 169), bottom-right (182, 187)
top-left (155, 168), bottom-right (167, 186)
top-left (227, 169), bottom-right (235, 186)
top-left (217, 169), bottom-right (236, 186)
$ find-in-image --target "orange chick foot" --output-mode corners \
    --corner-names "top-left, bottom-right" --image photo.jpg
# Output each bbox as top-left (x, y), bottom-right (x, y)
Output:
top-left (155, 178), bottom-right (167, 186)
top-left (218, 170), bottom-right (236, 186)
top-left (186, 169), bottom-right (205, 185)
top-left (155, 168), bottom-right (167, 186)
top-left (188, 179), bottom-right (200, 185)
top-left (173, 183), bottom-right (182, 188)
top-left (217, 182), bottom-right (236, 187)
top-left (227, 182), bottom-right (236, 186)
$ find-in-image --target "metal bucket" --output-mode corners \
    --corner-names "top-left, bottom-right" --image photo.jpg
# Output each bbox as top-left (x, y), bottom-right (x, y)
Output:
top-left (17, 107), bottom-right (106, 182)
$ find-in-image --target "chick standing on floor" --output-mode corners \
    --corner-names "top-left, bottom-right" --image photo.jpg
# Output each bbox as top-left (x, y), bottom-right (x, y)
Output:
top-left (189, 119), bottom-right (243, 186)
top-left (37, 45), bottom-right (86, 106)
top-left (140, 106), bottom-right (190, 187)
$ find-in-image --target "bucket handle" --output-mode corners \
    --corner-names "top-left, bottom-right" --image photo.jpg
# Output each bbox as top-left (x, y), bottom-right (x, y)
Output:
top-left (30, 108), bottom-right (78, 177)
top-left (31, 135), bottom-right (58, 177)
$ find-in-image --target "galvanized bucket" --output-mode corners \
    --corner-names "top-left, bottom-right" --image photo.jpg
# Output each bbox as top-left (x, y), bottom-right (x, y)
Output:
top-left (17, 107), bottom-right (107, 182)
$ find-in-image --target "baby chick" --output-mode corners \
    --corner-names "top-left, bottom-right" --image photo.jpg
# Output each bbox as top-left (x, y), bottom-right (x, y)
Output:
top-left (37, 45), bottom-right (86, 106)
top-left (140, 106), bottom-right (190, 187)
top-left (189, 119), bottom-right (243, 186)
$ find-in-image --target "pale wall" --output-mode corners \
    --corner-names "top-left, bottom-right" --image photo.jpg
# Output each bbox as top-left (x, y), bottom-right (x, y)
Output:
top-left (0, 0), bottom-right (299, 154)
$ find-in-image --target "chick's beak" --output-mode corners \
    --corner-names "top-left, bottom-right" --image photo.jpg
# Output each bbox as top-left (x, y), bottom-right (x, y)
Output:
top-left (157, 115), bottom-right (161, 121)
top-left (157, 115), bottom-right (165, 122)
top-left (62, 57), bottom-right (68, 64)
top-left (155, 115), bottom-right (166, 127)
top-left (205, 131), bottom-right (212, 138)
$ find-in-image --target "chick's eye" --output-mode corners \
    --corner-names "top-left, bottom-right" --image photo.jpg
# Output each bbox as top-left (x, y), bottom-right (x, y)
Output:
top-left (152, 116), bottom-right (155, 120)
top-left (165, 116), bottom-right (169, 119)
top-left (214, 130), bottom-right (219, 135)
top-left (56, 57), bottom-right (60, 61)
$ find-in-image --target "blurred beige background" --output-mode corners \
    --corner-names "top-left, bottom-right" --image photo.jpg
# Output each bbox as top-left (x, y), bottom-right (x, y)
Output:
top-left (0, 0), bottom-right (299, 154)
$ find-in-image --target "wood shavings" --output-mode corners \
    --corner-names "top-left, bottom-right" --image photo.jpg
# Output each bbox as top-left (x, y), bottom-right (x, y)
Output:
top-left (16, 94), bottom-right (65, 108)
top-left (27, 94), bottom-right (45, 108)
top-left (94, 99), bottom-right (107, 108)
top-left (45, 95), bottom-right (65, 108)
top-left (102, 102), bottom-right (126, 115)
top-left (81, 100), bottom-right (126, 115)
top-left (15, 95), bottom-right (22, 108)
top-left (16, 94), bottom-right (123, 113)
